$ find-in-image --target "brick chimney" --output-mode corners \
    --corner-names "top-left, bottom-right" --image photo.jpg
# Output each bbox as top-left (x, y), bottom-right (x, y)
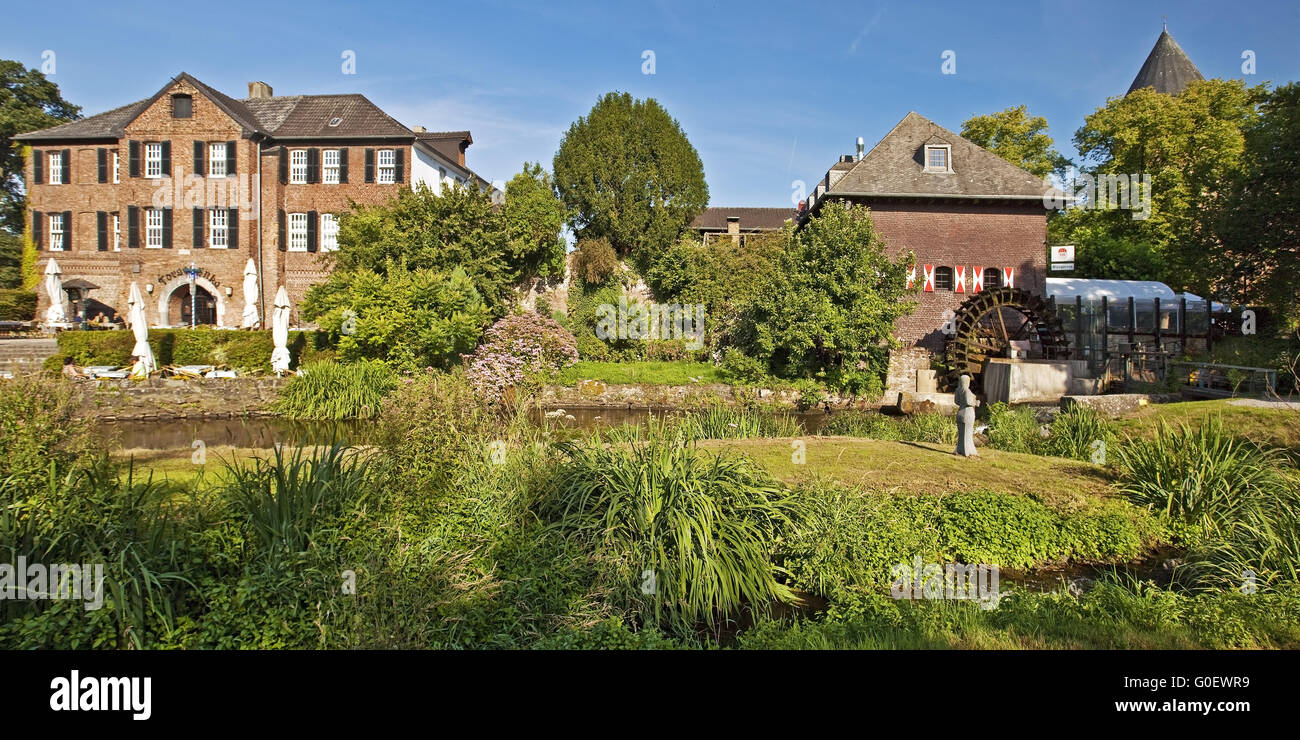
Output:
top-left (247, 81), bottom-right (273, 99)
top-left (413, 125), bottom-right (427, 133)
top-left (727, 215), bottom-right (740, 243)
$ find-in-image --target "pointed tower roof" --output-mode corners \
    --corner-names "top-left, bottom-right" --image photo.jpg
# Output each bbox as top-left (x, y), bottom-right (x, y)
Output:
top-left (1128, 28), bottom-right (1204, 96)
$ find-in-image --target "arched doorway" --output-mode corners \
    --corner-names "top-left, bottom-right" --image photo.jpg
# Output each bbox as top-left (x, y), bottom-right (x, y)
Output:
top-left (169, 284), bottom-right (218, 326)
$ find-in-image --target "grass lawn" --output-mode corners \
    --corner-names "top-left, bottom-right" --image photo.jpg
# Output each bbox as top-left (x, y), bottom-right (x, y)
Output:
top-left (556, 360), bottom-right (733, 386)
top-left (116, 445), bottom-right (274, 487)
top-left (697, 436), bottom-right (1115, 511)
top-left (1117, 398), bottom-right (1300, 454)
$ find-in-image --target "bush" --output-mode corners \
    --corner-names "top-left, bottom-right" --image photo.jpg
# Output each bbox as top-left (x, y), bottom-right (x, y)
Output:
top-left (572, 237), bottom-right (621, 286)
top-left (464, 313), bottom-right (579, 403)
top-left (272, 360), bottom-right (399, 419)
top-left (51, 328), bottom-right (334, 372)
top-left (719, 347), bottom-right (767, 384)
top-left (1044, 406), bottom-right (1115, 461)
top-left (0, 288), bottom-right (36, 320)
top-left (0, 376), bottom-right (98, 493)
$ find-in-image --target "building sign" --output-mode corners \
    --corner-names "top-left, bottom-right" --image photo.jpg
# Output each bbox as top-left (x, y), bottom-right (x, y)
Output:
top-left (1050, 262), bottom-right (1075, 271)
top-left (157, 267), bottom-right (221, 290)
top-left (1050, 245), bottom-right (1075, 263)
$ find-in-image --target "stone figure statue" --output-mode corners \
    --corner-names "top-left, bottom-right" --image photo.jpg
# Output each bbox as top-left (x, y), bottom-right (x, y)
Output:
top-left (954, 374), bottom-right (979, 457)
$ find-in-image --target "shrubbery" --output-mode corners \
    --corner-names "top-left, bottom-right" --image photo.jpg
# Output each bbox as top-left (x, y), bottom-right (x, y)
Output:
top-left (272, 360), bottom-right (399, 419)
top-left (464, 313), bottom-right (579, 403)
top-left (47, 327), bottom-right (334, 372)
top-left (0, 288), bottom-right (35, 320)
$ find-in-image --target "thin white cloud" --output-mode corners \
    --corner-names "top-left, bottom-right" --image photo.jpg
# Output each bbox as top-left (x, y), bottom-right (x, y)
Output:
top-left (848, 6), bottom-right (888, 55)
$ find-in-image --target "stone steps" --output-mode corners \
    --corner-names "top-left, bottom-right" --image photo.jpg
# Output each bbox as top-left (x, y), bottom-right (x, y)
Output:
top-left (0, 339), bottom-right (59, 376)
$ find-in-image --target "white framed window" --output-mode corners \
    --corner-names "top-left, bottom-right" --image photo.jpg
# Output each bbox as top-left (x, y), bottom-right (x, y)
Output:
top-left (113, 214), bottom-right (120, 251)
top-left (377, 149), bottom-right (395, 184)
top-left (924, 144), bottom-right (951, 173)
top-left (320, 213), bottom-right (339, 251)
top-left (288, 212), bottom-right (308, 251)
top-left (48, 152), bottom-right (63, 185)
top-left (290, 150), bottom-right (308, 184)
top-left (209, 209), bottom-right (228, 248)
top-left (146, 208), bottom-right (164, 248)
top-left (323, 149), bottom-right (340, 184)
top-left (113, 151), bottom-right (120, 183)
top-left (145, 142), bottom-right (163, 178)
top-left (209, 143), bottom-right (227, 178)
top-left (49, 213), bottom-right (65, 250)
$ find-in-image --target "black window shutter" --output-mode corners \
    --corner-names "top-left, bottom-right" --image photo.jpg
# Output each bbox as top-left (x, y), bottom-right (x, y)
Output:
top-left (127, 206), bottom-right (139, 247)
top-left (364, 149), bottom-right (375, 183)
top-left (226, 141), bottom-right (236, 175)
top-left (194, 141), bottom-right (205, 176)
top-left (32, 211), bottom-right (42, 248)
top-left (339, 148), bottom-right (349, 183)
top-left (307, 210), bottom-right (318, 252)
top-left (307, 148), bottom-right (320, 184)
top-left (193, 207), bottom-right (205, 248)
top-left (278, 209), bottom-right (286, 251)
top-left (227, 208), bottom-right (238, 248)
top-left (279, 149), bottom-right (288, 184)
top-left (97, 149), bottom-right (107, 183)
top-left (33, 150), bottom-right (43, 185)
top-left (97, 212), bottom-right (107, 251)
top-left (160, 141), bottom-right (171, 177)
top-left (162, 208), bottom-right (173, 248)
top-left (394, 149), bottom-right (404, 183)
top-left (129, 141), bottom-right (141, 177)
top-left (63, 211), bottom-right (72, 248)
top-left (61, 149), bottom-right (71, 184)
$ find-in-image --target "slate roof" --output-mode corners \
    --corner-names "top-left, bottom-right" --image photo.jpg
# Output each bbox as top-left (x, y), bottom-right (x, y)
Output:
top-left (690, 207), bottom-right (794, 231)
top-left (822, 112), bottom-right (1065, 201)
top-left (415, 130), bottom-right (472, 164)
top-left (17, 72), bottom-right (414, 142)
top-left (1128, 29), bottom-right (1204, 96)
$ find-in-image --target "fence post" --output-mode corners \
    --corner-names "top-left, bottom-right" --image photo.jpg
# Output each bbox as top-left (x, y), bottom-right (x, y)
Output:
top-left (1206, 298), bottom-right (1214, 354)
top-left (1153, 297), bottom-right (1162, 352)
top-left (1075, 295), bottom-right (1084, 364)
top-left (1179, 297), bottom-right (1187, 352)
top-left (1128, 296), bottom-right (1136, 348)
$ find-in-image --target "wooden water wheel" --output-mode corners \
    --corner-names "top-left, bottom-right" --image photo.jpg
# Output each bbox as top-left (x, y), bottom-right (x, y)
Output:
top-left (942, 287), bottom-right (1070, 392)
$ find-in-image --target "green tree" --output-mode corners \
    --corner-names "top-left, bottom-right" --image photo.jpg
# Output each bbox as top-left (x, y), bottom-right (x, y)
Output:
top-left (1, 61), bottom-right (81, 232)
top-left (0, 232), bottom-right (21, 287)
top-left (961, 105), bottom-right (1071, 179)
top-left (553, 92), bottom-right (708, 264)
top-left (733, 204), bottom-right (916, 395)
top-left (1070, 79), bottom-right (1267, 296)
top-left (502, 162), bottom-right (566, 282)
top-left (1218, 82), bottom-right (1300, 328)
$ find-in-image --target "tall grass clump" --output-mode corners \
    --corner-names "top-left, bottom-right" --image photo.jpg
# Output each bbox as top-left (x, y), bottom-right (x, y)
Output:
top-left (1044, 406), bottom-right (1115, 462)
top-left (817, 410), bottom-right (954, 445)
top-left (1115, 417), bottom-right (1300, 589)
top-left (541, 435), bottom-right (801, 633)
top-left (985, 402), bottom-right (1043, 454)
top-left (272, 360), bottom-right (399, 419)
top-left (673, 406), bottom-right (802, 440)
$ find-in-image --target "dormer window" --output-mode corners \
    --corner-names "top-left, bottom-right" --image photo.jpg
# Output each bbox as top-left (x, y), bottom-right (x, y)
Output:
top-left (172, 94), bottom-right (192, 119)
top-left (924, 144), bottom-right (952, 173)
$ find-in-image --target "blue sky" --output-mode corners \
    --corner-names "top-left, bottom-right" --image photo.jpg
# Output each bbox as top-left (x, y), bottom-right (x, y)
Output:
top-left (5, 0), bottom-right (1298, 208)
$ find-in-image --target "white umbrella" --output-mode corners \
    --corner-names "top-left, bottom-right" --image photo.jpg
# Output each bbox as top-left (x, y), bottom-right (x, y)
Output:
top-left (241, 258), bottom-right (260, 328)
top-left (270, 285), bottom-right (291, 375)
top-left (126, 282), bottom-right (156, 374)
top-left (43, 259), bottom-right (68, 323)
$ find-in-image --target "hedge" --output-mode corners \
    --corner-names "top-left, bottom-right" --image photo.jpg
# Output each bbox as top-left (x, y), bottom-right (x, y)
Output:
top-left (46, 328), bottom-right (336, 372)
top-left (0, 289), bottom-right (36, 321)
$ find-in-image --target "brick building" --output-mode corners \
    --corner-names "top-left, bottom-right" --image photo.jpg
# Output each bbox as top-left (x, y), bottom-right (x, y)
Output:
top-left (17, 72), bottom-right (495, 328)
top-left (800, 111), bottom-right (1066, 355)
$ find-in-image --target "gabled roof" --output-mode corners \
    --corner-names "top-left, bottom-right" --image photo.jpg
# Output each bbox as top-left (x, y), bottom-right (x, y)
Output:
top-left (690, 207), bottom-right (794, 231)
top-left (244, 94), bottom-right (413, 138)
top-left (17, 72), bottom-right (415, 142)
top-left (1128, 29), bottom-right (1204, 96)
top-left (823, 112), bottom-right (1062, 201)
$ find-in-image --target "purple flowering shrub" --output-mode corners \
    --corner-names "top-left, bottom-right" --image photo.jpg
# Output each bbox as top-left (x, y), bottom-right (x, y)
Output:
top-left (465, 313), bottom-right (580, 402)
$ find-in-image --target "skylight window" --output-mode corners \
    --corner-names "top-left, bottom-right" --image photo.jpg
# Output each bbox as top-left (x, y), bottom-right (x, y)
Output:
top-left (328, 117), bottom-right (342, 127)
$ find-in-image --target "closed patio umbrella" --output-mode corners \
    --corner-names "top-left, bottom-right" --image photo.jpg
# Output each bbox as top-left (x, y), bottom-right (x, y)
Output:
top-left (126, 282), bottom-right (156, 375)
top-left (44, 259), bottom-right (68, 323)
top-left (270, 285), bottom-right (291, 375)
top-left (241, 258), bottom-right (260, 328)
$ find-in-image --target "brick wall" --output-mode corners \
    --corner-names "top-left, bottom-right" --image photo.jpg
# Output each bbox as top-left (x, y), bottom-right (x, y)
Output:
top-left (865, 199), bottom-right (1048, 352)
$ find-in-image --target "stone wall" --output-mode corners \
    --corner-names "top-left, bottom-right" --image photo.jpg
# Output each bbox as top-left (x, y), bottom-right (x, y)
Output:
top-left (539, 379), bottom-right (879, 410)
top-left (72, 377), bottom-right (289, 420)
top-left (884, 347), bottom-right (934, 404)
